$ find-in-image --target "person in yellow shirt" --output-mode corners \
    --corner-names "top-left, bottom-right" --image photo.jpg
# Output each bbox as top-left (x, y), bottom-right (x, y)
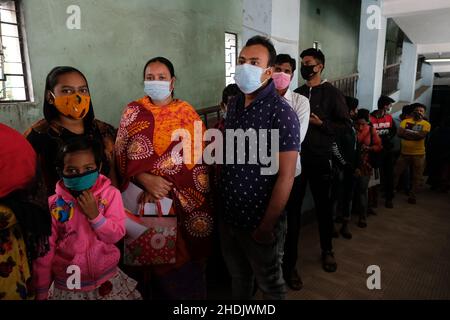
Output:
top-left (394, 103), bottom-right (431, 204)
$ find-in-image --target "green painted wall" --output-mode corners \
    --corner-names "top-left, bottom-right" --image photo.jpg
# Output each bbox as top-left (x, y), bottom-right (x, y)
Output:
top-left (299, 0), bottom-right (361, 82)
top-left (1, 0), bottom-right (242, 132)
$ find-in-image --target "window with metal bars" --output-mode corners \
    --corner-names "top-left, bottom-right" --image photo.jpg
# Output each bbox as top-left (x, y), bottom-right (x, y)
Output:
top-left (0, 0), bottom-right (29, 102)
top-left (225, 32), bottom-right (237, 86)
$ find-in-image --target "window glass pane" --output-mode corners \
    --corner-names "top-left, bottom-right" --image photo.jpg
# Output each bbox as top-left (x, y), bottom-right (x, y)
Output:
top-left (2, 35), bottom-right (22, 63)
top-left (0, 9), bottom-right (17, 24)
top-left (5, 74), bottom-right (24, 87)
top-left (0, 2), bottom-right (28, 102)
top-left (0, 1), bottom-right (16, 11)
top-left (225, 33), bottom-right (237, 86)
top-left (4, 61), bottom-right (23, 74)
top-left (2, 87), bottom-right (26, 101)
top-left (1, 22), bottom-right (18, 37)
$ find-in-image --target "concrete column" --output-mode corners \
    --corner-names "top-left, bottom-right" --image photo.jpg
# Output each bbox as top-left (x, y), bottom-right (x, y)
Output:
top-left (271, 0), bottom-right (300, 89)
top-left (399, 41), bottom-right (418, 102)
top-left (242, 0), bottom-right (272, 42)
top-left (242, 0), bottom-right (301, 88)
top-left (356, 0), bottom-right (387, 110)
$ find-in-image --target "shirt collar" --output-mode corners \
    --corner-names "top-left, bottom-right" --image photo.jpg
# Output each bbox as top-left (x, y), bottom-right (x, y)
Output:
top-left (252, 80), bottom-right (276, 104)
top-left (283, 88), bottom-right (293, 103)
top-left (236, 80), bottom-right (276, 111)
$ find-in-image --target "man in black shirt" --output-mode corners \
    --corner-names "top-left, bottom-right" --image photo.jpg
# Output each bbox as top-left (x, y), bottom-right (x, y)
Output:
top-left (283, 48), bottom-right (350, 286)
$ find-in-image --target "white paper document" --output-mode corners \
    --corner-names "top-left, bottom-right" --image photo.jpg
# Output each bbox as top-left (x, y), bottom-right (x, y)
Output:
top-left (143, 197), bottom-right (173, 216)
top-left (121, 182), bottom-right (143, 214)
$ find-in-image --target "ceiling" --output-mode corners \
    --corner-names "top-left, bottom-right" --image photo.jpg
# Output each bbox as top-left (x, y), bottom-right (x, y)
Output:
top-left (383, 0), bottom-right (450, 82)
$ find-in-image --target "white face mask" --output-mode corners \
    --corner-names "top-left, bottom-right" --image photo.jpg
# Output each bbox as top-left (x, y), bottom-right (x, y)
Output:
top-left (144, 80), bottom-right (172, 101)
top-left (234, 64), bottom-right (269, 94)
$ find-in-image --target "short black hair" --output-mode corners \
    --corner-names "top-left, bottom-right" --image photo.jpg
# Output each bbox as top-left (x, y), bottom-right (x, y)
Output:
top-left (377, 95), bottom-right (395, 109)
top-left (143, 56), bottom-right (175, 80)
top-left (410, 102), bottom-right (427, 111)
top-left (245, 35), bottom-right (277, 67)
top-left (222, 84), bottom-right (241, 105)
top-left (56, 136), bottom-right (103, 171)
top-left (356, 109), bottom-right (370, 122)
top-left (300, 48), bottom-right (325, 67)
top-left (345, 96), bottom-right (359, 111)
top-left (402, 104), bottom-right (414, 115)
top-left (275, 54), bottom-right (297, 73)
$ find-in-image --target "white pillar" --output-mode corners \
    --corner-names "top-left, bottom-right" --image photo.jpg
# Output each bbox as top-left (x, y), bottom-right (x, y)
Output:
top-left (242, 0), bottom-right (272, 41)
top-left (356, 0), bottom-right (387, 110)
top-left (271, 0), bottom-right (300, 89)
top-left (399, 41), bottom-right (418, 102)
top-left (242, 0), bottom-right (301, 88)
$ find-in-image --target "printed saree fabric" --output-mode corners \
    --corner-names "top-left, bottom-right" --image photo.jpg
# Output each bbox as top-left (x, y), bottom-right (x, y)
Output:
top-left (116, 97), bottom-right (213, 261)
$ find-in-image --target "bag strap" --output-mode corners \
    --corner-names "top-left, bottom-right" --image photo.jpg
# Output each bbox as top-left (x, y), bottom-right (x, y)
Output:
top-left (155, 200), bottom-right (163, 217)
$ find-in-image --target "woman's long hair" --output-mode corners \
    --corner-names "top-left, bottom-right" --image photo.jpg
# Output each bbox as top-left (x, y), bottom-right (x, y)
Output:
top-left (1, 164), bottom-right (52, 267)
top-left (43, 66), bottom-right (95, 126)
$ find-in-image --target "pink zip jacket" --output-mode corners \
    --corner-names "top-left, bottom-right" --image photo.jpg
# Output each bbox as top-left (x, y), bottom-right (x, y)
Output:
top-left (33, 174), bottom-right (126, 300)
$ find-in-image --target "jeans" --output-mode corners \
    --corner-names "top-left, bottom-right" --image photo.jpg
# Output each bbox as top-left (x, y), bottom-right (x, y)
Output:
top-left (220, 215), bottom-right (287, 300)
top-left (394, 154), bottom-right (425, 199)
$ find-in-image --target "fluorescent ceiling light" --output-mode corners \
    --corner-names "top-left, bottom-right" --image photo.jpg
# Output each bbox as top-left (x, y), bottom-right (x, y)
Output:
top-left (425, 58), bottom-right (450, 63)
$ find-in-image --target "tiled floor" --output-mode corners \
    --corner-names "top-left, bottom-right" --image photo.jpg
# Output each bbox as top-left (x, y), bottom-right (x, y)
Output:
top-left (288, 188), bottom-right (450, 300)
top-left (208, 187), bottom-right (450, 300)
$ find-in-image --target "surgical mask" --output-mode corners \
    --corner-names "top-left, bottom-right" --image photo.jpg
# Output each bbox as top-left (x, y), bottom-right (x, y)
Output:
top-left (300, 65), bottom-right (318, 81)
top-left (144, 80), bottom-right (172, 101)
top-left (386, 107), bottom-right (393, 114)
top-left (234, 64), bottom-right (268, 94)
top-left (63, 170), bottom-right (99, 192)
top-left (272, 72), bottom-right (291, 90)
top-left (51, 92), bottom-right (91, 119)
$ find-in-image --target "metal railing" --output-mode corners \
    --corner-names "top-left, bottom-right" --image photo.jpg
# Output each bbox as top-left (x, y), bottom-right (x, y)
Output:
top-left (329, 73), bottom-right (359, 97)
top-left (382, 63), bottom-right (401, 96)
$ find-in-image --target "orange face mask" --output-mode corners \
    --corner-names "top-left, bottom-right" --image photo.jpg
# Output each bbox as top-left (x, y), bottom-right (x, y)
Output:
top-left (51, 92), bottom-right (91, 119)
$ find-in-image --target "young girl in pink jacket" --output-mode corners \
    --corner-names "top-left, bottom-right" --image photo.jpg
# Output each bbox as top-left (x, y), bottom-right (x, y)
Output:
top-left (33, 137), bottom-right (141, 300)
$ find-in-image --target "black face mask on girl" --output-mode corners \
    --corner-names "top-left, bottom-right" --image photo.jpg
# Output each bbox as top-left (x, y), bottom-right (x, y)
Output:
top-left (413, 111), bottom-right (423, 120)
top-left (300, 65), bottom-right (318, 81)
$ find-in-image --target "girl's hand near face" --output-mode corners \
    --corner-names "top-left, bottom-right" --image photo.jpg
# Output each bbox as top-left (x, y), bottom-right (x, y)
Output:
top-left (78, 190), bottom-right (100, 220)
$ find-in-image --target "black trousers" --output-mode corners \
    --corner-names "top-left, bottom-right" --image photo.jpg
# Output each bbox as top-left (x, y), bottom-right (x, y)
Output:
top-left (283, 157), bottom-right (333, 273)
top-left (331, 166), bottom-right (355, 221)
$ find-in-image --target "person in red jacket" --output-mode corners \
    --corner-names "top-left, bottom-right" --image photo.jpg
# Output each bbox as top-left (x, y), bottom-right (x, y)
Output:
top-left (370, 96), bottom-right (397, 208)
top-left (354, 109), bottom-right (382, 228)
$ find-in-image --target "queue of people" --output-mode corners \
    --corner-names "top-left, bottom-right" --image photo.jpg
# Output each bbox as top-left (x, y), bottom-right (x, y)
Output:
top-left (0, 35), bottom-right (435, 300)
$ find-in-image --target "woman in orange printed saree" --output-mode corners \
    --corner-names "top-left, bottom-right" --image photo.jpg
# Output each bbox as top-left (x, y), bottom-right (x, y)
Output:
top-left (116, 57), bottom-right (213, 299)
